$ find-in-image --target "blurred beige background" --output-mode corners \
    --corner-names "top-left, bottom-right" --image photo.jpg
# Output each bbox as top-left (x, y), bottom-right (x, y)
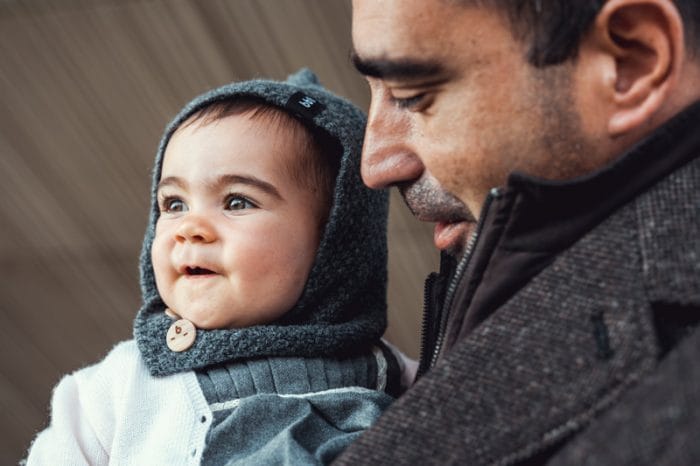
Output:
top-left (0, 0), bottom-right (438, 461)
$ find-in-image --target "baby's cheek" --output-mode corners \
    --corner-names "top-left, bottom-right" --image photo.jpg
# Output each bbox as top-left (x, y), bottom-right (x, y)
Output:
top-left (150, 237), bottom-right (172, 285)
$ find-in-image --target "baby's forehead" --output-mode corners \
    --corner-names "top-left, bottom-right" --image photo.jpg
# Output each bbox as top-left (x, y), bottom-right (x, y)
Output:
top-left (163, 111), bottom-right (325, 187)
top-left (163, 97), bottom-right (341, 214)
top-left (166, 111), bottom-right (307, 160)
top-left (173, 103), bottom-right (310, 149)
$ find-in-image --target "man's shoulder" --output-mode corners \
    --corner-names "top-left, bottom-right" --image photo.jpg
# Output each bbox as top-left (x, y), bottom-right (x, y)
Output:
top-left (550, 320), bottom-right (700, 465)
top-left (633, 153), bottom-right (700, 301)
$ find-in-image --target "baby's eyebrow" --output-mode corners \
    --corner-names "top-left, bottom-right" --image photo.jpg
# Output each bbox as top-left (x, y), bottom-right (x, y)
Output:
top-left (157, 174), bottom-right (282, 200)
top-left (215, 174), bottom-right (282, 200)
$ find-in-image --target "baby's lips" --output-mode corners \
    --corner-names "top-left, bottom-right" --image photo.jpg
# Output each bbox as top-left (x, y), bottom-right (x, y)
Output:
top-left (185, 265), bottom-right (216, 276)
top-left (176, 262), bottom-right (219, 275)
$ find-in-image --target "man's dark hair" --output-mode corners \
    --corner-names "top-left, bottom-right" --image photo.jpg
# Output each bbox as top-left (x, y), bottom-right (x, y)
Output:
top-left (461, 1), bottom-right (700, 67)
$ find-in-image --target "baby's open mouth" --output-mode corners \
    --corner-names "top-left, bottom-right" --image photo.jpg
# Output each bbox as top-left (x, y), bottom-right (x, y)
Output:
top-left (185, 266), bottom-right (215, 276)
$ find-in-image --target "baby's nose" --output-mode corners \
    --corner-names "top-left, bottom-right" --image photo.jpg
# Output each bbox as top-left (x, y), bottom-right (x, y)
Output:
top-left (174, 215), bottom-right (216, 243)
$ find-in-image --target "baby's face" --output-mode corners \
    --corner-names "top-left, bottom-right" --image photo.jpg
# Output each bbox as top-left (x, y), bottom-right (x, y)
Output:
top-left (151, 113), bottom-right (322, 329)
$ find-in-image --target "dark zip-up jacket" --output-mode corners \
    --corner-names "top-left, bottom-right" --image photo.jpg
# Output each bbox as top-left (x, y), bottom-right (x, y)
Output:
top-left (336, 101), bottom-right (700, 465)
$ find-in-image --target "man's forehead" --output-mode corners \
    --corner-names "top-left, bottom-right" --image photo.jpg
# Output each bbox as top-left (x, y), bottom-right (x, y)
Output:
top-left (351, 0), bottom-right (499, 82)
top-left (352, 0), bottom-right (447, 56)
top-left (351, 0), bottom-right (486, 67)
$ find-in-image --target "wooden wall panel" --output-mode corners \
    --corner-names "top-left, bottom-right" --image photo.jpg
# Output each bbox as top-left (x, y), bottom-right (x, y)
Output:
top-left (0, 1), bottom-right (438, 461)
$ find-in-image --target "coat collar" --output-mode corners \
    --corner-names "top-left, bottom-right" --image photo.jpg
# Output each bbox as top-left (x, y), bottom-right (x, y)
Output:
top-left (503, 99), bottom-right (700, 254)
top-left (443, 100), bottom-right (700, 346)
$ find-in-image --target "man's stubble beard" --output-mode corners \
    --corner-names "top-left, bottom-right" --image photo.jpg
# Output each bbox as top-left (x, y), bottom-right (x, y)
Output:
top-left (531, 64), bottom-right (603, 181)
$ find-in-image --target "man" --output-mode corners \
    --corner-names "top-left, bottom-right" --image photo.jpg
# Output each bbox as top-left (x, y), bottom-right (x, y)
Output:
top-left (336, 0), bottom-right (700, 464)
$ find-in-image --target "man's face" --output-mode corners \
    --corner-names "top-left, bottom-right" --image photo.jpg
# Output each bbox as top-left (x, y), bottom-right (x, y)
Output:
top-left (352, 0), bottom-right (598, 254)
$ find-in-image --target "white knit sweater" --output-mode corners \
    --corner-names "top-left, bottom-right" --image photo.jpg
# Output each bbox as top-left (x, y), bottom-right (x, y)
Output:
top-left (25, 340), bottom-right (417, 465)
top-left (26, 341), bottom-right (212, 465)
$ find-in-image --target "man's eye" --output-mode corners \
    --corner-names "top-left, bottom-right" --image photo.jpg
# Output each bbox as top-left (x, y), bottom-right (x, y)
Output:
top-left (162, 197), bottom-right (187, 213)
top-left (390, 92), bottom-right (426, 110)
top-left (225, 195), bottom-right (256, 211)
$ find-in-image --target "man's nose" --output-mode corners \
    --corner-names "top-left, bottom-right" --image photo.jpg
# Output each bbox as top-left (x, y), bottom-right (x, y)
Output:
top-left (361, 101), bottom-right (424, 189)
top-left (174, 214), bottom-right (216, 244)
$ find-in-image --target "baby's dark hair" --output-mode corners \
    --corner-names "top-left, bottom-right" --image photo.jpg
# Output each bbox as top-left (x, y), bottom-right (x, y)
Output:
top-left (177, 96), bottom-right (342, 227)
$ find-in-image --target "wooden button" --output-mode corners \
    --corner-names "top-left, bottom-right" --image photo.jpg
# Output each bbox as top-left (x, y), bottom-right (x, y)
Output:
top-left (166, 318), bottom-right (196, 352)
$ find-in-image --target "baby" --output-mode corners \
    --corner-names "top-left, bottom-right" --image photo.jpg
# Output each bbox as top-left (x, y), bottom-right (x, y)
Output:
top-left (26, 69), bottom-right (402, 465)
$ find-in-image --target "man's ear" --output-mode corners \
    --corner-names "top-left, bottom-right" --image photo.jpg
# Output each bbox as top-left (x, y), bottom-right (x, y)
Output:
top-left (589, 0), bottom-right (685, 136)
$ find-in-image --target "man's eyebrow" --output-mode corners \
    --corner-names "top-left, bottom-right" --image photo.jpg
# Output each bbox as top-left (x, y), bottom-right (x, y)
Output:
top-left (157, 174), bottom-right (282, 200)
top-left (351, 51), bottom-right (445, 79)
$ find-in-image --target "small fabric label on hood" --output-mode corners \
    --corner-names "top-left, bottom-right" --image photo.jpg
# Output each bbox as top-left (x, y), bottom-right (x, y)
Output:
top-left (286, 92), bottom-right (325, 120)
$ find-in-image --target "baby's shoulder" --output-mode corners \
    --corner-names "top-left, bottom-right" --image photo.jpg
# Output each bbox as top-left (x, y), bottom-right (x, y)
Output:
top-left (72, 340), bottom-right (148, 388)
top-left (103, 339), bottom-right (141, 366)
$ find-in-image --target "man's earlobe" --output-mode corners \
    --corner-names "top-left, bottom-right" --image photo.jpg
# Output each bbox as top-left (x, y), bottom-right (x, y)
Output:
top-left (597, 0), bottom-right (684, 136)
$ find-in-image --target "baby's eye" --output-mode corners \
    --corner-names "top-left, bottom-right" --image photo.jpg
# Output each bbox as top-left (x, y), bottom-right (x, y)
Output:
top-left (161, 197), bottom-right (187, 213)
top-left (225, 195), bottom-right (256, 211)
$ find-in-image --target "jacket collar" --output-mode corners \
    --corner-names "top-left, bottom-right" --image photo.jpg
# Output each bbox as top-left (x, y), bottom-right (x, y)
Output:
top-left (443, 100), bottom-right (700, 346)
top-left (502, 99), bottom-right (700, 254)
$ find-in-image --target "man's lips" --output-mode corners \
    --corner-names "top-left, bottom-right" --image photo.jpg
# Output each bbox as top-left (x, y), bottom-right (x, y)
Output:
top-left (397, 176), bottom-right (475, 253)
top-left (434, 220), bottom-right (474, 252)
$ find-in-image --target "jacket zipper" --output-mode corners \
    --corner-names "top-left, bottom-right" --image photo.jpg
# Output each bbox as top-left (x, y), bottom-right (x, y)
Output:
top-left (422, 188), bottom-right (502, 373)
top-left (416, 272), bottom-right (439, 378)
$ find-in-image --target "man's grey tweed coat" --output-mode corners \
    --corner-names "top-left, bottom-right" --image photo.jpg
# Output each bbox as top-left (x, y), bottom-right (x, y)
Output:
top-left (335, 103), bottom-right (700, 465)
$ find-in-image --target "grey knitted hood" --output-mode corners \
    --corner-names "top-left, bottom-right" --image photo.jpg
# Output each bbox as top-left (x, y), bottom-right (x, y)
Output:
top-left (134, 69), bottom-right (389, 376)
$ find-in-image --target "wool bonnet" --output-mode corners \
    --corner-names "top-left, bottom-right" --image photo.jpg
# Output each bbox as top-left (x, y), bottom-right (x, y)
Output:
top-left (134, 69), bottom-right (389, 376)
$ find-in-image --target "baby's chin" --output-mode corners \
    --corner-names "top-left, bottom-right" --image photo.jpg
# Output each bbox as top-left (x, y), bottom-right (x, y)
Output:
top-left (164, 306), bottom-right (270, 330)
top-left (164, 306), bottom-right (220, 329)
